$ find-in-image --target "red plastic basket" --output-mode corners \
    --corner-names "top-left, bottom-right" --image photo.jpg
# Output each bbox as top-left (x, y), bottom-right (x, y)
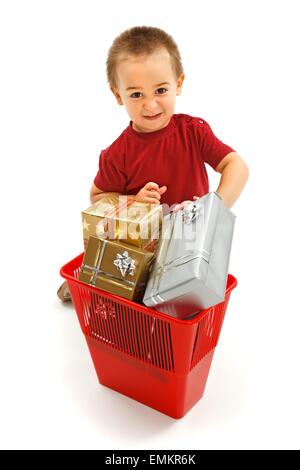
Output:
top-left (60, 253), bottom-right (237, 419)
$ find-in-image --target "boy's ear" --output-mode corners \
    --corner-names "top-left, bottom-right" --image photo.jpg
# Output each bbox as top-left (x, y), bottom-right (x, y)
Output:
top-left (110, 85), bottom-right (123, 105)
top-left (176, 73), bottom-right (185, 96)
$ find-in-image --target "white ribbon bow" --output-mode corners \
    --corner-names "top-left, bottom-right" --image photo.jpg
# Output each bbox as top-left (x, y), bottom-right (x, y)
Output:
top-left (182, 203), bottom-right (202, 225)
top-left (113, 251), bottom-right (136, 277)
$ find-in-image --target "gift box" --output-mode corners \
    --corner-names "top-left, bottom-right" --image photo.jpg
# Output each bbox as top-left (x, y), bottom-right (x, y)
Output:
top-left (79, 235), bottom-right (154, 301)
top-left (143, 192), bottom-right (236, 319)
top-left (82, 194), bottom-right (162, 252)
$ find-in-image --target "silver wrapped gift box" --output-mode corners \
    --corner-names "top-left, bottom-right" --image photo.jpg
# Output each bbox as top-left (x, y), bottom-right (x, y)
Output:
top-left (143, 192), bottom-right (236, 319)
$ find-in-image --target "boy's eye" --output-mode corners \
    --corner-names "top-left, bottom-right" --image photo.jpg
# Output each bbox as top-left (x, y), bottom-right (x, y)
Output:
top-left (129, 88), bottom-right (168, 99)
top-left (130, 92), bottom-right (143, 99)
top-left (156, 87), bottom-right (168, 94)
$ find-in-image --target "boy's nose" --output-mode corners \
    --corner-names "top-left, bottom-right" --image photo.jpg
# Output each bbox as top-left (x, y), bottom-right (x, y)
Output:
top-left (143, 99), bottom-right (158, 113)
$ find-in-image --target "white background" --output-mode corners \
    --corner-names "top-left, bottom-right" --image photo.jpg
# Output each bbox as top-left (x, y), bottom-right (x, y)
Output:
top-left (0, 0), bottom-right (299, 450)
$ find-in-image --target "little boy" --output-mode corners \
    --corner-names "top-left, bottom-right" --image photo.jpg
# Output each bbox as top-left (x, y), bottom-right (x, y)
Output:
top-left (57, 25), bottom-right (249, 301)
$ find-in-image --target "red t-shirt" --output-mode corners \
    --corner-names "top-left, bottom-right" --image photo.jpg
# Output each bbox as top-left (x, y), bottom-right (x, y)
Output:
top-left (94, 113), bottom-right (234, 208)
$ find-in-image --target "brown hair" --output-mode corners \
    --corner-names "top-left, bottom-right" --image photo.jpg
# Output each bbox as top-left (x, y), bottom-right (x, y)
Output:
top-left (106, 26), bottom-right (184, 89)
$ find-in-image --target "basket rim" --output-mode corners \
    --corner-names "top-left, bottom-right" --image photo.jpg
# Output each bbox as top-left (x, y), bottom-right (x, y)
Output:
top-left (60, 252), bottom-right (237, 325)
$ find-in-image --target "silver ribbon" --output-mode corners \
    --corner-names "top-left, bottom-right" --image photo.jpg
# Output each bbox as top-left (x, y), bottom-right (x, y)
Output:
top-left (82, 263), bottom-right (139, 287)
top-left (182, 203), bottom-right (202, 224)
top-left (113, 251), bottom-right (136, 277)
top-left (82, 241), bottom-right (140, 289)
top-left (150, 251), bottom-right (209, 305)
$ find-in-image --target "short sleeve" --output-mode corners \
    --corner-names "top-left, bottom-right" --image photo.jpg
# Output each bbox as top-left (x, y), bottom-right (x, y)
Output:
top-left (93, 144), bottom-right (126, 193)
top-left (196, 118), bottom-right (235, 170)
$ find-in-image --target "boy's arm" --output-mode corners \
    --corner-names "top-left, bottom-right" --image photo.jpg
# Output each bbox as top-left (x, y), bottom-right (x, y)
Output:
top-left (90, 183), bottom-right (124, 204)
top-left (89, 182), bottom-right (166, 205)
top-left (214, 152), bottom-right (249, 208)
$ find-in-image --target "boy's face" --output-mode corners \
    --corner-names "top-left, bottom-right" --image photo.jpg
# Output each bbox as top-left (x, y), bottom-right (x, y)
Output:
top-left (110, 48), bottom-right (185, 133)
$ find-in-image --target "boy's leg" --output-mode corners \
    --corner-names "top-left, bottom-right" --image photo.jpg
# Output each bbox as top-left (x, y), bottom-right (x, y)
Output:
top-left (57, 280), bottom-right (72, 302)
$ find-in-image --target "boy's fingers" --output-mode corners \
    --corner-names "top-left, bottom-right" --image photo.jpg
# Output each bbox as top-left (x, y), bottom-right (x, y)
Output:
top-left (181, 200), bottom-right (193, 208)
top-left (171, 203), bottom-right (183, 212)
top-left (193, 196), bottom-right (199, 200)
top-left (158, 185), bottom-right (167, 195)
top-left (142, 197), bottom-right (160, 204)
top-left (145, 182), bottom-right (159, 191)
top-left (146, 190), bottom-right (161, 200)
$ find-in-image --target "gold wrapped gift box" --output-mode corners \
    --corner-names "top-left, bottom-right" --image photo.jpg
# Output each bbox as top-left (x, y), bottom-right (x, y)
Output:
top-left (79, 236), bottom-right (154, 301)
top-left (82, 194), bottom-right (162, 252)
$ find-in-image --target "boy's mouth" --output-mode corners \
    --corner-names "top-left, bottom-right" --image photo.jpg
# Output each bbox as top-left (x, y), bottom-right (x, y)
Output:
top-left (143, 113), bottom-right (162, 120)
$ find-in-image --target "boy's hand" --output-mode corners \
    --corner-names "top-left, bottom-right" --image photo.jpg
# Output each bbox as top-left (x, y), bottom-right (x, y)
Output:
top-left (172, 196), bottom-right (199, 212)
top-left (134, 182), bottom-right (167, 204)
